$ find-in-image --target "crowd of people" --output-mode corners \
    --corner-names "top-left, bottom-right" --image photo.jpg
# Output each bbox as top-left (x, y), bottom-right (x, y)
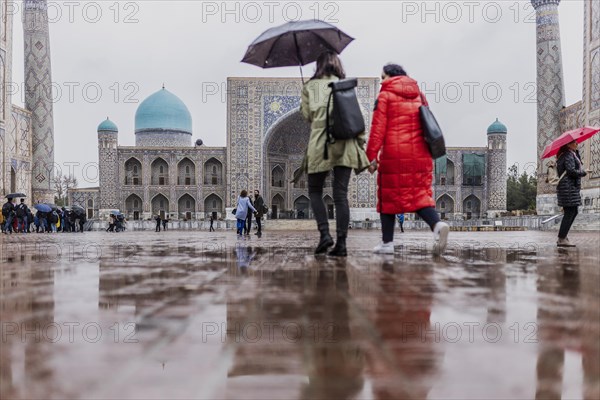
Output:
top-left (2, 198), bottom-right (86, 234)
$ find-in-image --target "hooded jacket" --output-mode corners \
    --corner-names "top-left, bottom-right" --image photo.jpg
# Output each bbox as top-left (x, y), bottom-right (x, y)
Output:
top-left (366, 75), bottom-right (435, 214)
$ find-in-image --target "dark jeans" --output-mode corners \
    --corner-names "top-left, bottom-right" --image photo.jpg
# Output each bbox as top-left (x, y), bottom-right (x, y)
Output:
top-left (255, 216), bottom-right (262, 233)
top-left (308, 166), bottom-right (351, 238)
top-left (245, 215), bottom-right (252, 234)
top-left (558, 206), bottom-right (578, 239)
top-left (381, 207), bottom-right (440, 243)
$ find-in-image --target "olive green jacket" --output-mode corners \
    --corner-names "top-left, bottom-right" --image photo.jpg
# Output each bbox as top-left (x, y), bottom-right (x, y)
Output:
top-left (294, 76), bottom-right (369, 181)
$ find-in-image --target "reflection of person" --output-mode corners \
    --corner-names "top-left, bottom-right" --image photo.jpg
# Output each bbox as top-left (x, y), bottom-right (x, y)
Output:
top-left (556, 141), bottom-right (587, 247)
top-left (235, 244), bottom-right (256, 274)
top-left (297, 51), bottom-right (370, 257)
top-left (366, 63), bottom-right (449, 255)
top-left (535, 249), bottom-right (581, 398)
top-left (302, 264), bottom-right (365, 399)
top-left (370, 259), bottom-right (441, 398)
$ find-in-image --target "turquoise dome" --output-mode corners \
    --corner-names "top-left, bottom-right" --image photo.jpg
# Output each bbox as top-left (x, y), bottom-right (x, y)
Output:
top-left (134, 88), bottom-right (192, 134)
top-left (487, 118), bottom-right (507, 134)
top-left (97, 118), bottom-right (118, 132)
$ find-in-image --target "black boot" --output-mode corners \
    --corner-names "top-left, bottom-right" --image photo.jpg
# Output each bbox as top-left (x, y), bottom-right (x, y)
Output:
top-left (315, 232), bottom-right (334, 255)
top-left (328, 236), bottom-right (347, 257)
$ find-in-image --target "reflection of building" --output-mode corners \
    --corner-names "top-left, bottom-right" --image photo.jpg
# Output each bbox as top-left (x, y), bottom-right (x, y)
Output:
top-left (75, 78), bottom-right (507, 221)
top-left (534, 0), bottom-right (600, 214)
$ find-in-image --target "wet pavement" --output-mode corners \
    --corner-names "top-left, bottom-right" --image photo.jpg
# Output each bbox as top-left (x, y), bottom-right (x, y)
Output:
top-left (1, 230), bottom-right (599, 399)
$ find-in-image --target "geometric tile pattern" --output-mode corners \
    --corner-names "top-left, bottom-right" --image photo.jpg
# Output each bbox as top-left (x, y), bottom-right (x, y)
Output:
top-left (532, 0), bottom-right (566, 197)
top-left (487, 134), bottom-right (507, 212)
top-left (23, 0), bottom-right (55, 203)
top-left (227, 78), bottom-right (380, 211)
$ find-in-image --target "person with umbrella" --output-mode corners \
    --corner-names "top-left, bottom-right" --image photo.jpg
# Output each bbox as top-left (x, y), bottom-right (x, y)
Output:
top-left (298, 51), bottom-right (369, 257)
top-left (555, 141), bottom-right (588, 247)
top-left (541, 126), bottom-right (598, 247)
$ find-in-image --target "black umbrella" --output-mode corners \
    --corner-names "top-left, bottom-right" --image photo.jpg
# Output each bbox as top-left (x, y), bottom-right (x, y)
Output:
top-left (5, 193), bottom-right (26, 199)
top-left (242, 19), bottom-right (354, 81)
top-left (72, 205), bottom-right (86, 216)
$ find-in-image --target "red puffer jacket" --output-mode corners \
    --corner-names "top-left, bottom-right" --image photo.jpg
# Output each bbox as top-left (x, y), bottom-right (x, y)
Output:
top-left (366, 75), bottom-right (435, 214)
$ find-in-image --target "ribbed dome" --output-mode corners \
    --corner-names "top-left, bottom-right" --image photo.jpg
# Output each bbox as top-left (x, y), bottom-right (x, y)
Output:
top-left (134, 88), bottom-right (192, 134)
top-left (487, 118), bottom-right (507, 134)
top-left (97, 118), bottom-right (118, 132)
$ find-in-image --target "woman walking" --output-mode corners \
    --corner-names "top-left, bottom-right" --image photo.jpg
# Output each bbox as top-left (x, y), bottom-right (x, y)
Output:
top-left (556, 140), bottom-right (587, 247)
top-left (235, 190), bottom-right (257, 236)
top-left (366, 63), bottom-right (449, 255)
top-left (297, 51), bottom-right (370, 257)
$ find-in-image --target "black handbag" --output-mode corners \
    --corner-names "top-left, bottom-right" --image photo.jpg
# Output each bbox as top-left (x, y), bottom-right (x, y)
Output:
top-left (231, 208), bottom-right (237, 215)
top-left (419, 93), bottom-right (446, 159)
top-left (326, 78), bottom-right (365, 137)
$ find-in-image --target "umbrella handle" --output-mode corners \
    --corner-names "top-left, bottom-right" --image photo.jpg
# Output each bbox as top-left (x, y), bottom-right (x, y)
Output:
top-left (293, 32), bottom-right (305, 84)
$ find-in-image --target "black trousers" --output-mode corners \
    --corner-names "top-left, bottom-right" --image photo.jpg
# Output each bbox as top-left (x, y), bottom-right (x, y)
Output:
top-left (558, 206), bottom-right (578, 239)
top-left (255, 216), bottom-right (262, 233)
top-left (245, 215), bottom-right (252, 234)
top-left (381, 207), bottom-right (440, 243)
top-left (308, 166), bottom-right (351, 238)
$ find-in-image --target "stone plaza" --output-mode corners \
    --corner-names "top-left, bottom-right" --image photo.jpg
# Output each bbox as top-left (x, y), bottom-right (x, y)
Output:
top-left (1, 229), bottom-right (599, 399)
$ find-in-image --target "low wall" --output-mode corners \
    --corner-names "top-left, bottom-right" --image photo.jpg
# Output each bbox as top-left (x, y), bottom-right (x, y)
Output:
top-left (86, 213), bottom-right (600, 232)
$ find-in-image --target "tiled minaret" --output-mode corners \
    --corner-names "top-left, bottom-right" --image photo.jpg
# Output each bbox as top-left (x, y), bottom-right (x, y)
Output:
top-left (531, 0), bottom-right (566, 214)
top-left (486, 119), bottom-right (508, 217)
top-left (23, 0), bottom-right (55, 204)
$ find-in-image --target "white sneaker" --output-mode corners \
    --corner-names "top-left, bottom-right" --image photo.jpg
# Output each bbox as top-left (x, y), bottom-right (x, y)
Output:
top-left (433, 222), bottom-right (450, 255)
top-left (373, 241), bottom-right (394, 254)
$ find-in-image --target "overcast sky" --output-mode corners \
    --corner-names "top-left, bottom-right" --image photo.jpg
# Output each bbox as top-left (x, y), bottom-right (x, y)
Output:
top-left (10, 0), bottom-right (585, 187)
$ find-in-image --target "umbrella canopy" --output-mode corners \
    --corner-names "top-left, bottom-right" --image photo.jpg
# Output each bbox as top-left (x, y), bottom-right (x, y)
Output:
top-left (5, 193), bottom-right (26, 199)
top-left (72, 205), bottom-right (86, 216)
top-left (242, 19), bottom-right (354, 72)
top-left (71, 205), bottom-right (85, 213)
top-left (542, 126), bottom-right (600, 159)
top-left (33, 203), bottom-right (52, 213)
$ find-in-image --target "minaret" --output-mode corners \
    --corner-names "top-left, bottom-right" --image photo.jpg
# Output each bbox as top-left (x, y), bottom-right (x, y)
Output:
top-left (23, 0), bottom-right (55, 204)
top-left (531, 0), bottom-right (566, 214)
top-left (486, 119), bottom-right (508, 217)
top-left (97, 118), bottom-right (119, 217)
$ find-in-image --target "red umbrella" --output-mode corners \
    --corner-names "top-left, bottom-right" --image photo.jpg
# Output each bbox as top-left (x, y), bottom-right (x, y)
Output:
top-left (541, 126), bottom-right (600, 159)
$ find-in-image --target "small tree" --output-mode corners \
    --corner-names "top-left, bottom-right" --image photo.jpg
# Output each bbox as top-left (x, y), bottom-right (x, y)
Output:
top-left (506, 163), bottom-right (537, 211)
top-left (54, 172), bottom-right (78, 206)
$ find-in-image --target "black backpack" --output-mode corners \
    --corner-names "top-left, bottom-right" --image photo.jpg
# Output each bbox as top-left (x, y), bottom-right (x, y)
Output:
top-left (16, 204), bottom-right (26, 217)
top-left (326, 78), bottom-right (365, 140)
top-left (2, 203), bottom-right (13, 217)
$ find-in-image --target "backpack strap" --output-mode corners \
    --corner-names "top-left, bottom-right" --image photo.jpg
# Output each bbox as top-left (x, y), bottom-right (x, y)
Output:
top-left (324, 91), bottom-right (334, 160)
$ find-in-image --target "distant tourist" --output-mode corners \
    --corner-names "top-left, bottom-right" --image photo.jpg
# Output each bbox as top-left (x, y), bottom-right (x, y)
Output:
top-left (155, 215), bottom-right (162, 232)
top-left (235, 190), bottom-right (256, 236)
top-left (397, 213), bottom-right (405, 233)
top-left (2, 198), bottom-right (15, 234)
top-left (253, 190), bottom-right (265, 235)
top-left (556, 140), bottom-right (588, 247)
top-left (366, 63), bottom-right (449, 255)
top-left (296, 51), bottom-right (369, 257)
top-left (209, 215), bottom-right (215, 232)
top-left (244, 196), bottom-right (254, 236)
top-left (162, 216), bottom-right (169, 231)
